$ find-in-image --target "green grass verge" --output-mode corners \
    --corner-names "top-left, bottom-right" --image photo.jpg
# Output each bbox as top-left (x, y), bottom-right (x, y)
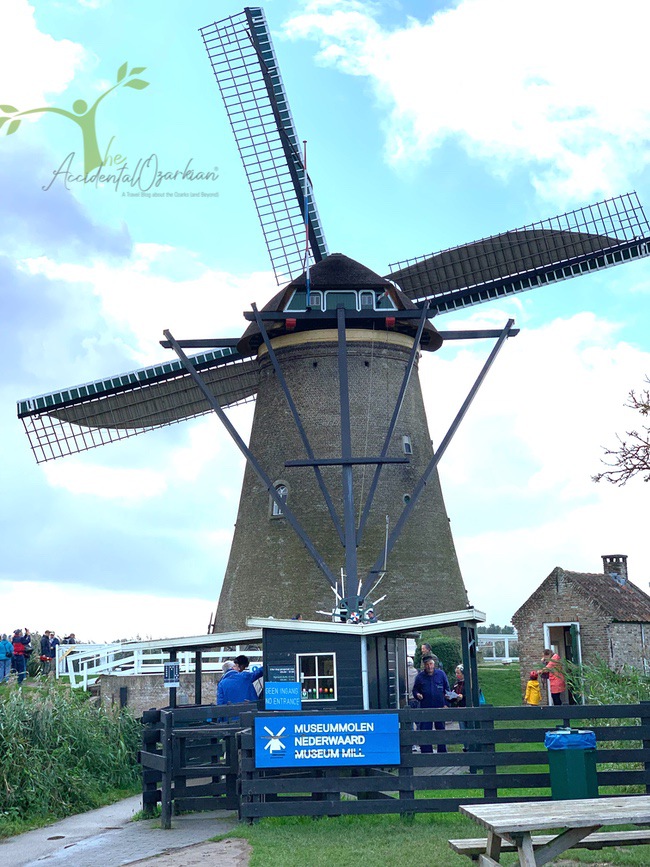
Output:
top-left (220, 813), bottom-right (650, 866)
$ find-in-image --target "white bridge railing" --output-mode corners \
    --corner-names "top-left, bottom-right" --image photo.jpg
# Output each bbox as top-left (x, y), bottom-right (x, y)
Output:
top-left (56, 641), bottom-right (263, 691)
top-left (477, 632), bottom-right (519, 663)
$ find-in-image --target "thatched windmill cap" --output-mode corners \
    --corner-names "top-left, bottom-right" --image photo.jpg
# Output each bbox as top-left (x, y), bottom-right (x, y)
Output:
top-left (238, 253), bottom-right (442, 355)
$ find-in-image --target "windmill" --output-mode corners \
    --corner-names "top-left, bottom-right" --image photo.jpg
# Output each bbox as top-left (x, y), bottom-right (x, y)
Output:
top-left (17, 7), bottom-right (650, 631)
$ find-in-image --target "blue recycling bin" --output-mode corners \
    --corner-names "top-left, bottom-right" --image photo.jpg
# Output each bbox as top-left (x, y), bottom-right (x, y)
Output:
top-left (545, 728), bottom-right (598, 800)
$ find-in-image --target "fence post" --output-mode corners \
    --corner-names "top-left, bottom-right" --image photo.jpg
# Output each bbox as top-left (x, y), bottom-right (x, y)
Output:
top-left (479, 709), bottom-right (496, 799)
top-left (140, 709), bottom-right (162, 817)
top-left (160, 710), bottom-right (173, 829)
top-left (640, 701), bottom-right (650, 794)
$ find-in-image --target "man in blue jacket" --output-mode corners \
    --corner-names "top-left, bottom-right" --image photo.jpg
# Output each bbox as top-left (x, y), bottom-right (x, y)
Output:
top-left (412, 654), bottom-right (449, 753)
top-left (217, 654), bottom-right (263, 705)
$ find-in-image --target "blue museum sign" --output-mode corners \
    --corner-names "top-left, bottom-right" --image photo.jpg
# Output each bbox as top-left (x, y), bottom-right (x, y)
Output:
top-left (254, 713), bottom-right (400, 768)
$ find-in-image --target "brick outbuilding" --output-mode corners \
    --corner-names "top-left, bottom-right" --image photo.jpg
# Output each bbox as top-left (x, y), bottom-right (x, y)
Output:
top-left (512, 555), bottom-right (650, 704)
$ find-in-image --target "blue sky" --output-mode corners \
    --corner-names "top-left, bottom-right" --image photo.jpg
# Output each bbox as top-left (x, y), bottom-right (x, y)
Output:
top-left (2, 0), bottom-right (649, 641)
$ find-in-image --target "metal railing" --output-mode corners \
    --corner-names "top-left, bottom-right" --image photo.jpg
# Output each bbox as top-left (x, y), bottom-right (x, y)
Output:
top-left (55, 641), bottom-right (263, 690)
top-left (477, 632), bottom-right (519, 663)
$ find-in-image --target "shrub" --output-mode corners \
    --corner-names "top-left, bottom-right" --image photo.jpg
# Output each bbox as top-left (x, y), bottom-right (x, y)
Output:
top-left (564, 657), bottom-right (650, 706)
top-left (0, 683), bottom-right (141, 834)
top-left (414, 633), bottom-right (462, 676)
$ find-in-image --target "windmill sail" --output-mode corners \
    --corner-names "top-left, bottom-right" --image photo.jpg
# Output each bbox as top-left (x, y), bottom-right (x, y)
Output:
top-left (389, 192), bottom-right (650, 311)
top-left (200, 7), bottom-right (329, 284)
top-left (18, 349), bottom-right (258, 464)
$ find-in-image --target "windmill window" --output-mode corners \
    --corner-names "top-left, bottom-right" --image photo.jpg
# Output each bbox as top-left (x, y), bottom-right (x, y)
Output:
top-left (376, 291), bottom-right (396, 310)
top-left (286, 289), bottom-right (323, 312)
top-left (402, 435), bottom-right (413, 455)
top-left (360, 291), bottom-right (374, 309)
top-left (271, 483), bottom-right (288, 517)
top-left (325, 291), bottom-right (357, 311)
top-left (297, 652), bottom-right (337, 701)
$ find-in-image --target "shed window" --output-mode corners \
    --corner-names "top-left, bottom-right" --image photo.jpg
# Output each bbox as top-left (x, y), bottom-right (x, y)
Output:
top-left (297, 652), bottom-right (336, 701)
top-left (271, 484), bottom-right (288, 517)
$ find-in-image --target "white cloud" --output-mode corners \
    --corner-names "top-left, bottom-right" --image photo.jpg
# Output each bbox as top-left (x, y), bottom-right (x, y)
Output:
top-left (0, 579), bottom-right (213, 642)
top-left (419, 307), bottom-right (650, 624)
top-left (43, 460), bottom-right (167, 500)
top-left (19, 246), bottom-right (275, 365)
top-left (286, 0), bottom-right (650, 202)
top-left (0, 1), bottom-right (85, 107)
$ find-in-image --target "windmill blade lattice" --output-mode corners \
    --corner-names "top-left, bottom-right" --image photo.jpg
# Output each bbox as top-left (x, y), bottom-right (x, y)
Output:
top-left (18, 350), bottom-right (258, 464)
top-left (200, 7), bottom-right (328, 284)
top-left (388, 192), bottom-right (650, 311)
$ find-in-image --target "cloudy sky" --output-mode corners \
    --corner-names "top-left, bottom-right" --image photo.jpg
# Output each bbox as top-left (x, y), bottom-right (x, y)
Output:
top-left (2, 0), bottom-right (649, 642)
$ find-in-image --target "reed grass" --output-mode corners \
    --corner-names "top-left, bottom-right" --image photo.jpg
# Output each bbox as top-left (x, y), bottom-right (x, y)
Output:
top-left (0, 682), bottom-right (141, 836)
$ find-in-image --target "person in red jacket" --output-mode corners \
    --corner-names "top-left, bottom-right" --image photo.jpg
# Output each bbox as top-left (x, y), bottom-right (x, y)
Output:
top-left (11, 629), bottom-right (29, 684)
top-left (539, 649), bottom-right (566, 705)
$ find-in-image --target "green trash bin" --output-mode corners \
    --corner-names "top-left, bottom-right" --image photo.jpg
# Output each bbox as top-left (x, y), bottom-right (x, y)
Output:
top-left (545, 728), bottom-right (598, 800)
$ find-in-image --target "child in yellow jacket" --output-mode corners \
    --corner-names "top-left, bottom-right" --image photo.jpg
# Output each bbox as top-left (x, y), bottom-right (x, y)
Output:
top-left (524, 671), bottom-right (542, 706)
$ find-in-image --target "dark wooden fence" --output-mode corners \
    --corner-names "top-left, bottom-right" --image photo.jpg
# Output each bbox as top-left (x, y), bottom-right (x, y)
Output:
top-left (238, 703), bottom-right (650, 820)
top-left (139, 702), bottom-right (252, 828)
top-left (140, 702), bottom-right (650, 826)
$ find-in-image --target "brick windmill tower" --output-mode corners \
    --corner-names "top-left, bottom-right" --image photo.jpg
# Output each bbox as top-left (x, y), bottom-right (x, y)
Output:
top-left (17, 7), bottom-right (650, 630)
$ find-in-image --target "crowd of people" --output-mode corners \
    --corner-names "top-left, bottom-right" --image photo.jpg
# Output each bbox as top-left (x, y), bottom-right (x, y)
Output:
top-left (0, 629), bottom-right (77, 685)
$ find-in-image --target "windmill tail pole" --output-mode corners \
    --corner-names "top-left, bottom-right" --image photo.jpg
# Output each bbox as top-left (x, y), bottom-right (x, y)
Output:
top-left (303, 139), bottom-right (311, 306)
top-left (359, 318), bottom-right (516, 599)
top-left (163, 328), bottom-right (338, 591)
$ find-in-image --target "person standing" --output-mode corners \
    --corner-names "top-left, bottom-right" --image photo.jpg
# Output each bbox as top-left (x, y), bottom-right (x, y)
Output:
top-left (539, 649), bottom-right (566, 705)
top-left (217, 655), bottom-right (263, 705)
top-left (450, 664), bottom-right (466, 707)
top-left (40, 631), bottom-right (53, 676)
top-left (0, 634), bottom-right (13, 683)
top-left (11, 629), bottom-right (28, 684)
top-left (413, 654), bottom-right (450, 753)
top-left (524, 671), bottom-right (542, 706)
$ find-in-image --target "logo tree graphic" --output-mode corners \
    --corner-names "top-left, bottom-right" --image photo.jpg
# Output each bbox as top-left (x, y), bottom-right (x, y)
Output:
top-left (0, 63), bottom-right (149, 177)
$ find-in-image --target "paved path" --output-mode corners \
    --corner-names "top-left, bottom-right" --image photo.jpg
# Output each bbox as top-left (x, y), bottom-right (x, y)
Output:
top-left (0, 795), bottom-right (241, 867)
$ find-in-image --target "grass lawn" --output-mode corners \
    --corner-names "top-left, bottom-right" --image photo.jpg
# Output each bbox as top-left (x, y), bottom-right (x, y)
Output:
top-left (224, 813), bottom-right (650, 866)
top-left (478, 662), bottom-right (523, 706)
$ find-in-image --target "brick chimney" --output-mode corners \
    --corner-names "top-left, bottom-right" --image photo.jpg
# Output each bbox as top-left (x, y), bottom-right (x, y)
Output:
top-left (602, 554), bottom-right (628, 583)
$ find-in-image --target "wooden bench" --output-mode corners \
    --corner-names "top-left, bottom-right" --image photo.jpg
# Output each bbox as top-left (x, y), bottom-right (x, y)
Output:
top-left (450, 829), bottom-right (650, 860)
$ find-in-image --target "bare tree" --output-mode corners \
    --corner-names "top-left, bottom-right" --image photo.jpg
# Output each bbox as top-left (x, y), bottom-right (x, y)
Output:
top-left (593, 377), bottom-right (650, 485)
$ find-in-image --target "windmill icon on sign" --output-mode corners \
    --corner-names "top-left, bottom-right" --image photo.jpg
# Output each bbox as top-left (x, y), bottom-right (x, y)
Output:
top-left (263, 725), bottom-right (287, 754)
top-left (17, 7), bottom-right (650, 629)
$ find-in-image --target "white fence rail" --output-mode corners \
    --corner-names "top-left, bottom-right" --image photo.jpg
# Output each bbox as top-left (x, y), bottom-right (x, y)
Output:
top-left (56, 642), bottom-right (263, 690)
top-left (477, 632), bottom-right (519, 663)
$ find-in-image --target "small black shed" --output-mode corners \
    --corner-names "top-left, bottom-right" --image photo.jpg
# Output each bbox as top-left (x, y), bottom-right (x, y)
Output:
top-left (250, 607), bottom-right (484, 711)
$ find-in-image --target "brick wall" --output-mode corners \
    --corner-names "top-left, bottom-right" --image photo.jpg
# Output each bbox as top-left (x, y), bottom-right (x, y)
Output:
top-left (96, 672), bottom-right (220, 717)
top-left (607, 621), bottom-right (650, 672)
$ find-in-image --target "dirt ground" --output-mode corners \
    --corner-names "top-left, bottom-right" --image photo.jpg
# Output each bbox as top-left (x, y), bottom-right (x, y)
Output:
top-left (127, 838), bottom-right (251, 866)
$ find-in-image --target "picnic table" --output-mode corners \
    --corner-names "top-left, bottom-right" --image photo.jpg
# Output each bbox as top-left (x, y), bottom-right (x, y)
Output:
top-left (451, 795), bottom-right (650, 866)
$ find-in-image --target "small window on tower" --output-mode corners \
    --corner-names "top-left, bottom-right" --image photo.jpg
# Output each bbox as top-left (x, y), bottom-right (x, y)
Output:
top-left (360, 292), bottom-right (374, 309)
top-left (271, 483), bottom-right (288, 517)
top-left (402, 435), bottom-right (413, 455)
